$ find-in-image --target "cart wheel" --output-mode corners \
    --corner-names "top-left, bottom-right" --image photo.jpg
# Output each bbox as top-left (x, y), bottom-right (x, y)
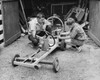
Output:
top-left (53, 57), bottom-right (60, 73)
top-left (60, 40), bottom-right (66, 51)
top-left (12, 54), bottom-right (20, 67)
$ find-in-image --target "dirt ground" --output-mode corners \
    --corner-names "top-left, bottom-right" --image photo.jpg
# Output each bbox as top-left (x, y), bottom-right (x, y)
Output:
top-left (0, 35), bottom-right (100, 80)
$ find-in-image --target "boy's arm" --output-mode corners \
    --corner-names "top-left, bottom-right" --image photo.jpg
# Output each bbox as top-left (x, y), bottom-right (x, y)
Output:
top-left (70, 28), bottom-right (77, 39)
top-left (43, 19), bottom-right (52, 30)
top-left (65, 31), bottom-right (70, 36)
top-left (80, 21), bottom-right (89, 28)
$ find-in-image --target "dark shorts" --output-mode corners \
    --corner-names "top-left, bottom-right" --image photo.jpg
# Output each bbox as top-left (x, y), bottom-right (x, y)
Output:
top-left (36, 31), bottom-right (46, 37)
top-left (28, 26), bottom-right (51, 46)
top-left (71, 39), bottom-right (84, 47)
top-left (28, 30), bottom-right (48, 46)
top-left (28, 35), bottom-right (39, 46)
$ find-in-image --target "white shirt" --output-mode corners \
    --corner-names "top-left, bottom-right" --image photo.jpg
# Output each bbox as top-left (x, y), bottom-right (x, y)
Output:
top-left (28, 18), bottom-right (51, 31)
top-left (28, 18), bottom-right (38, 32)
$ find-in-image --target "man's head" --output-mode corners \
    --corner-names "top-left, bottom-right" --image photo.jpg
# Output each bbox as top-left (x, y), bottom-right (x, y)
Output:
top-left (36, 12), bottom-right (45, 24)
top-left (66, 18), bottom-right (75, 28)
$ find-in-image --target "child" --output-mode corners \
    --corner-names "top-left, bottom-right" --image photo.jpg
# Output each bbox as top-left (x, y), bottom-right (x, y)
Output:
top-left (65, 18), bottom-right (87, 52)
top-left (28, 12), bottom-right (51, 47)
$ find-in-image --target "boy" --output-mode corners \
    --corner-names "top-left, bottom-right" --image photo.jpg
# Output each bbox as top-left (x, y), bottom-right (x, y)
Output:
top-left (65, 18), bottom-right (87, 52)
top-left (28, 12), bottom-right (52, 47)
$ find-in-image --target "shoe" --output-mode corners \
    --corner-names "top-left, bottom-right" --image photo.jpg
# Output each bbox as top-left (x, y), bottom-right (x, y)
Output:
top-left (67, 45), bottom-right (82, 53)
top-left (67, 46), bottom-right (77, 51)
top-left (66, 45), bottom-right (71, 49)
top-left (76, 47), bottom-right (82, 53)
top-left (28, 42), bottom-right (34, 48)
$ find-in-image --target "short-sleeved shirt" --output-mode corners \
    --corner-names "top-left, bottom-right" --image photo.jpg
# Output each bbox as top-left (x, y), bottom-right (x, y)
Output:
top-left (28, 18), bottom-right (51, 32)
top-left (70, 23), bottom-right (86, 41)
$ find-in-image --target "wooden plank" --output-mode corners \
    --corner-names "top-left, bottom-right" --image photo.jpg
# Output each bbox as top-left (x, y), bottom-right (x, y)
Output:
top-left (87, 30), bottom-right (100, 46)
top-left (89, 0), bottom-right (100, 46)
top-left (2, 1), bottom-right (21, 46)
top-left (4, 31), bottom-right (21, 46)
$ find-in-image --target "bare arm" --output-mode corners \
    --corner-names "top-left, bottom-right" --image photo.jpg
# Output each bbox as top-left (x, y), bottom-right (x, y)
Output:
top-left (80, 21), bottom-right (89, 28)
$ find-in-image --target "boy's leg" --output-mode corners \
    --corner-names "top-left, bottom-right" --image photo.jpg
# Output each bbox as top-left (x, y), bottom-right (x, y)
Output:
top-left (36, 31), bottom-right (46, 37)
top-left (71, 39), bottom-right (84, 47)
top-left (28, 35), bottom-right (39, 46)
top-left (45, 25), bottom-right (52, 33)
top-left (65, 39), bottom-right (72, 48)
top-left (71, 39), bottom-right (84, 52)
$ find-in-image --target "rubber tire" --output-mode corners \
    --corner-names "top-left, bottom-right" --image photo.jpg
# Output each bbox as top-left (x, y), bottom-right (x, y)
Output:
top-left (53, 57), bottom-right (60, 73)
top-left (60, 40), bottom-right (66, 51)
top-left (12, 54), bottom-right (20, 67)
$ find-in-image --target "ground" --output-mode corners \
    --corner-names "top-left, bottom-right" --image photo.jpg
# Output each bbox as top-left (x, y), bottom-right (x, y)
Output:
top-left (0, 35), bottom-right (100, 80)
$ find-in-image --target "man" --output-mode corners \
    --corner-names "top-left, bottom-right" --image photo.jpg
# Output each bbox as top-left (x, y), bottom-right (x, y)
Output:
top-left (65, 18), bottom-right (87, 52)
top-left (28, 12), bottom-right (52, 47)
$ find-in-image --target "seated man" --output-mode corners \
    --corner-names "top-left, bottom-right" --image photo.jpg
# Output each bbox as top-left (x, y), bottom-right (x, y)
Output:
top-left (65, 18), bottom-right (87, 52)
top-left (28, 12), bottom-right (52, 47)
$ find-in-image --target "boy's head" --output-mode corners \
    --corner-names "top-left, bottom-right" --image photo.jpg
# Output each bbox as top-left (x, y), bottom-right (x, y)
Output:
top-left (37, 12), bottom-right (45, 24)
top-left (66, 18), bottom-right (75, 28)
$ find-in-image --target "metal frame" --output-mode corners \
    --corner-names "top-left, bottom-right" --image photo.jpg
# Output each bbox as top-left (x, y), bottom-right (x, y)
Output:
top-left (12, 37), bottom-right (60, 72)
top-left (12, 16), bottom-right (70, 73)
top-left (51, 2), bottom-right (76, 15)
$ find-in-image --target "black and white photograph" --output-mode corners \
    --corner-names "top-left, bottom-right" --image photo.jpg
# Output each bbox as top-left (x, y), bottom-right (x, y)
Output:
top-left (0, 0), bottom-right (100, 80)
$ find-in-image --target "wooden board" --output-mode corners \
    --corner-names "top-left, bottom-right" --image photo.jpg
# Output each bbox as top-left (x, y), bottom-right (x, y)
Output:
top-left (2, 1), bottom-right (21, 46)
top-left (88, 0), bottom-right (100, 46)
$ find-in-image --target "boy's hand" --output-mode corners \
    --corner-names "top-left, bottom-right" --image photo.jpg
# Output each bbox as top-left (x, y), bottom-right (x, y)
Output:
top-left (85, 21), bottom-right (89, 25)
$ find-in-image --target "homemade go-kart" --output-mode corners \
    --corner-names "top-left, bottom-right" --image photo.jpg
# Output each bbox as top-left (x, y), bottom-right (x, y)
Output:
top-left (12, 15), bottom-right (68, 73)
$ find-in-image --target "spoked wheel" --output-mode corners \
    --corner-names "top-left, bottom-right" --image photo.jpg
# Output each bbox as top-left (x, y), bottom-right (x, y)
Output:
top-left (47, 15), bottom-right (64, 37)
top-left (12, 54), bottom-right (20, 67)
top-left (53, 57), bottom-right (60, 73)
